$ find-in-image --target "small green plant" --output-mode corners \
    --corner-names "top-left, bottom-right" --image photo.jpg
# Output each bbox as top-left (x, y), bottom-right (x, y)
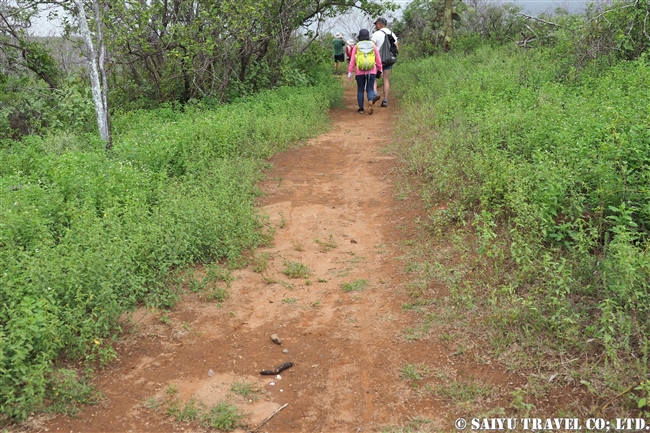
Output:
top-left (282, 261), bottom-right (312, 278)
top-left (331, 268), bottom-right (350, 277)
top-left (165, 384), bottom-right (178, 396)
top-left (381, 417), bottom-right (434, 433)
top-left (252, 252), bottom-right (271, 273)
top-left (636, 379), bottom-right (650, 416)
top-left (279, 280), bottom-right (295, 290)
top-left (282, 297), bottom-right (298, 304)
top-left (202, 402), bottom-right (243, 431)
top-left (44, 369), bottom-right (100, 416)
top-left (188, 275), bottom-right (207, 292)
top-left (317, 277), bottom-right (327, 283)
top-left (207, 288), bottom-right (230, 302)
top-left (400, 363), bottom-right (429, 383)
top-left (167, 399), bottom-right (200, 422)
top-left (278, 211), bottom-right (287, 228)
top-left (228, 255), bottom-right (250, 270)
top-left (291, 240), bottom-right (304, 251)
top-left (143, 396), bottom-right (161, 410)
top-left (340, 279), bottom-right (368, 292)
top-left (160, 314), bottom-right (172, 325)
top-left (314, 234), bottom-right (337, 252)
top-left (510, 388), bottom-right (535, 415)
top-left (435, 379), bottom-right (493, 406)
top-left (263, 276), bottom-right (278, 284)
top-left (205, 263), bottom-right (234, 284)
top-left (231, 381), bottom-right (261, 399)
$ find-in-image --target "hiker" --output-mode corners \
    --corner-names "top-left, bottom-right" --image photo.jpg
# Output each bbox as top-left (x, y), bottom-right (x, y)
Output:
top-left (347, 29), bottom-right (383, 115)
top-left (372, 17), bottom-right (399, 107)
top-left (332, 33), bottom-right (346, 75)
top-left (345, 39), bottom-right (355, 65)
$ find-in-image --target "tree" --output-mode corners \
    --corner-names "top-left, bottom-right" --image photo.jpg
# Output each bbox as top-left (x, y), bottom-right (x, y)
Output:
top-left (0, 0), bottom-right (61, 88)
top-left (99, 0), bottom-right (395, 104)
top-left (72, 0), bottom-right (110, 147)
top-left (396, 0), bottom-right (467, 53)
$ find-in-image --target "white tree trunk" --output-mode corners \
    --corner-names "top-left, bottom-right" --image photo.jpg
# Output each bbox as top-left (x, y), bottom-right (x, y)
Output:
top-left (73, 0), bottom-right (110, 146)
top-left (93, 0), bottom-right (111, 148)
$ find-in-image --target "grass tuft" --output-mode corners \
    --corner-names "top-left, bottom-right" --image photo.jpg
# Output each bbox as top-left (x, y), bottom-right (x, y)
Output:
top-left (282, 261), bottom-right (312, 279)
top-left (340, 279), bottom-right (368, 292)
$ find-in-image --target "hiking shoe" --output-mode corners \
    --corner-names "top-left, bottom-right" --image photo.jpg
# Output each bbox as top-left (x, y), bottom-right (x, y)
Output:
top-left (381, 100), bottom-right (388, 107)
top-left (357, 108), bottom-right (364, 114)
top-left (368, 100), bottom-right (374, 115)
top-left (372, 94), bottom-right (382, 105)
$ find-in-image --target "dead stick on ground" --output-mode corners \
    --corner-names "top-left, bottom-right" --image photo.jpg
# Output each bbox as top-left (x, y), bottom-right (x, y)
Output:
top-left (600, 382), bottom-right (640, 414)
top-left (248, 403), bottom-right (289, 433)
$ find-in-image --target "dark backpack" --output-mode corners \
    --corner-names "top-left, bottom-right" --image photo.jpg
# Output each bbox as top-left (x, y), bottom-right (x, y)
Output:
top-left (379, 29), bottom-right (398, 67)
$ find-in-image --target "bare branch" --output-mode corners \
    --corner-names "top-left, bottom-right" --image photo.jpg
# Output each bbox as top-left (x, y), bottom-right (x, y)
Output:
top-left (517, 12), bottom-right (557, 26)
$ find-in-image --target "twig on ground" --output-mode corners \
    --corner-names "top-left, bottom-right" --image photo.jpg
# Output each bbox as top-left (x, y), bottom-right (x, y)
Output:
top-left (248, 403), bottom-right (289, 433)
top-left (599, 382), bottom-right (640, 414)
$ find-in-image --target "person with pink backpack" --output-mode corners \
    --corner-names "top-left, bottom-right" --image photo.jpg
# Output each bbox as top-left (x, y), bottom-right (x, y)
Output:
top-left (347, 29), bottom-right (383, 115)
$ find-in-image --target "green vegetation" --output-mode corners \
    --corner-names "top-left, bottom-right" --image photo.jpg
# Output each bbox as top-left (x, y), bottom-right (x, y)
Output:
top-left (202, 402), bottom-right (244, 431)
top-left (340, 279), bottom-right (368, 292)
top-left (381, 417), bottom-right (435, 433)
top-left (251, 252), bottom-right (272, 273)
top-left (393, 41), bottom-right (650, 413)
top-left (313, 234), bottom-right (337, 252)
top-left (282, 261), bottom-right (312, 278)
top-left (434, 379), bottom-right (495, 407)
top-left (206, 288), bottom-right (230, 303)
top-left (0, 81), bottom-right (342, 420)
top-left (282, 297), bottom-right (299, 304)
top-left (156, 393), bottom-right (243, 431)
top-left (230, 381), bottom-right (262, 399)
top-left (400, 363), bottom-right (429, 383)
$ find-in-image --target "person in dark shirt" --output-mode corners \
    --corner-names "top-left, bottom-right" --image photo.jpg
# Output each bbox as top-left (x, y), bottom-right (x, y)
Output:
top-left (332, 33), bottom-right (346, 75)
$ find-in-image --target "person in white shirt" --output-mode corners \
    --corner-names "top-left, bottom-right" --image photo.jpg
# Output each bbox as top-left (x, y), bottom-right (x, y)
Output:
top-left (372, 17), bottom-right (399, 107)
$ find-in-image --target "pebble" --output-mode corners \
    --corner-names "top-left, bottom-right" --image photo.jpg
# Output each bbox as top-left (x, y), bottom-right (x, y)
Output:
top-left (208, 369), bottom-right (215, 377)
top-left (271, 334), bottom-right (282, 345)
top-left (282, 349), bottom-right (289, 354)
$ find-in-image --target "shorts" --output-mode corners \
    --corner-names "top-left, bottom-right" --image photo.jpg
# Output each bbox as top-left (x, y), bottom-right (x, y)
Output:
top-left (334, 54), bottom-right (345, 63)
top-left (382, 63), bottom-right (393, 70)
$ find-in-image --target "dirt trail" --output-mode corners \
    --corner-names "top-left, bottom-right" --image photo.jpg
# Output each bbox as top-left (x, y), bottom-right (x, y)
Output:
top-left (30, 79), bottom-right (512, 433)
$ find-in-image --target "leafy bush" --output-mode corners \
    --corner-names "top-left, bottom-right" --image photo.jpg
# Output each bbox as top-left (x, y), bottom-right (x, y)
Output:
top-left (0, 75), bottom-right (95, 140)
top-left (393, 46), bottom-right (650, 405)
top-left (0, 81), bottom-right (342, 420)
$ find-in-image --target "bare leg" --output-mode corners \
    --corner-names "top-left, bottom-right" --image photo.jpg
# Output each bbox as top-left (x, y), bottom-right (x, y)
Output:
top-left (382, 68), bottom-right (392, 101)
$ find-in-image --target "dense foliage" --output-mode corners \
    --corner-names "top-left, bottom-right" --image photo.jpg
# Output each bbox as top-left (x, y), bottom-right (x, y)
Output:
top-left (393, 45), bottom-right (650, 410)
top-left (395, 0), bottom-right (649, 60)
top-left (0, 79), bottom-right (343, 420)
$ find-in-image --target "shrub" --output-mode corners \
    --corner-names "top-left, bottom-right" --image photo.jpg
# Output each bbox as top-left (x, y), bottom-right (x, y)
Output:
top-left (0, 80), bottom-right (342, 420)
top-left (393, 46), bottom-right (650, 408)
